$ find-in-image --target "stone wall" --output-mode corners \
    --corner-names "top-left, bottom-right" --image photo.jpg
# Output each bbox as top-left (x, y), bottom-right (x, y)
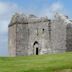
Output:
top-left (16, 23), bottom-right (29, 56)
top-left (8, 24), bottom-right (16, 56)
top-left (66, 23), bottom-right (72, 51)
top-left (51, 13), bottom-right (67, 53)
top-left (28, 21), bottom-right (50, 55)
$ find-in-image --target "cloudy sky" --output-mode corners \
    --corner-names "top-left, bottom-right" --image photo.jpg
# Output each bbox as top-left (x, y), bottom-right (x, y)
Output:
top-left (0, 0), bottom-right (72, 56)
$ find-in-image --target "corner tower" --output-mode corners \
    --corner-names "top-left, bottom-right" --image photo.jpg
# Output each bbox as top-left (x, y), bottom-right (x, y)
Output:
top-left (8, 13), bottom-right (29, 56)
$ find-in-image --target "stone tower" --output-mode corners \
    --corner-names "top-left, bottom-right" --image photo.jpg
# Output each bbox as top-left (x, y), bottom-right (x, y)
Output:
top-left (8, 13), bottom-right (52, 56)
top-left (8, 13), bottom-right (72, 56)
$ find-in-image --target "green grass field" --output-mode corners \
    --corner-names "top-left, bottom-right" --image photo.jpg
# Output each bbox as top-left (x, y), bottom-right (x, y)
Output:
top-left (0, 52), bottom-right (72, 72)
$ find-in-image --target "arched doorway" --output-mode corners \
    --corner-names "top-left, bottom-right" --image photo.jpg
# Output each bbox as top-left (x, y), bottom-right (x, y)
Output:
top-left (33, 41), bottom-right (39, 55)
top-left (36, 48), bottom-right (38, 55)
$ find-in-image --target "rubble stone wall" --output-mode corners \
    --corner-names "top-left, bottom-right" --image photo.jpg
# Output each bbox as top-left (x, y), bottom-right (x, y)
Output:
top-left (51, 13), bottom-right (67, 53)
top-left (8, 24), bottom-right (16, 56)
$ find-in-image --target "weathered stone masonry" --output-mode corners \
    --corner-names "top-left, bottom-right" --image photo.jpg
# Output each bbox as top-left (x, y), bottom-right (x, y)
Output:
top-left (8, 13), bottom-right (72, 56)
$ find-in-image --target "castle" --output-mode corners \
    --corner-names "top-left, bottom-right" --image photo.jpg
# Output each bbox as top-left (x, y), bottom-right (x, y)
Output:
top-left (8, 13), bottom-right (72, 56)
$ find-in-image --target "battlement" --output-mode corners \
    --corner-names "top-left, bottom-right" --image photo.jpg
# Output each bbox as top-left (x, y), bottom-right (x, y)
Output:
top-left (9, 13), bottom-right (49, 27)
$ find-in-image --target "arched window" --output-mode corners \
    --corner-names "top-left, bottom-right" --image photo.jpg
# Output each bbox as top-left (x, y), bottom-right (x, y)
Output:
top-left (33, 41), bottom-right (38, 45)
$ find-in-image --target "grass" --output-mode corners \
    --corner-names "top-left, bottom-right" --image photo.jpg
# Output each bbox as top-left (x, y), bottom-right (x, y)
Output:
top-left (0, 52), bottom-right (72, 72)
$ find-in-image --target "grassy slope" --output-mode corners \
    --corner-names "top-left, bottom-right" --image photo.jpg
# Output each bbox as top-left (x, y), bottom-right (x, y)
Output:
top-left (0, 52), bottom-right (72, 72)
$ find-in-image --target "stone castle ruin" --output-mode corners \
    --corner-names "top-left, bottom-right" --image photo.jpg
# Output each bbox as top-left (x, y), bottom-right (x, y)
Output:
top-left (8, 13), bottom-right (72, 56)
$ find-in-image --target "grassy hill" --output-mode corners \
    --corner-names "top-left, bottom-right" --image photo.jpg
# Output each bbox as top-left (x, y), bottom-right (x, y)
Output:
top-left (0, 52), bottom-right (72, 72)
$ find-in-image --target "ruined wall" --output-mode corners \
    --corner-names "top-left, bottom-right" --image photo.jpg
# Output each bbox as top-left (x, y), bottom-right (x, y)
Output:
top-left (28, 20), bottom-right (50, 55)
top-left (8, 24), bottom-right (16, 56)
top-left (8, 13), bottom-right (72, 56)
top-left (51, 13), bottom-right (67, 53)
top-left (16, 23), bottom-right (29, 56)
top-left (66, 23), bottom-right (72, 51)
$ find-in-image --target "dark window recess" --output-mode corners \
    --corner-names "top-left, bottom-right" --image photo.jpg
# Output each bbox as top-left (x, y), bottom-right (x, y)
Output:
top-left (42, 29), bottom-right (45, 33)
top-left (43, 29), bottom-right (44, 31)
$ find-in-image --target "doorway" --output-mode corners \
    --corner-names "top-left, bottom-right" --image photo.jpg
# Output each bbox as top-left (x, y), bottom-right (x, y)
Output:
top-left (33, 41), bottom-right (39, 55)
top-left (36, 47), bottom-right (38, 55)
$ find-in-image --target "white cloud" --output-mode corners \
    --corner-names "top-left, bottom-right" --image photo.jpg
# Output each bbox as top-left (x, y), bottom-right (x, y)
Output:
top-left (0, 2), bottom-right (7, 14)
top-left (0, 2), bottom-right (19, 56)
top-left (39, 2), bottom-right (64, 18)
top-left (0, 2), bottom-right (19, 33)
top-left (0, 2), bottom-right (18, 15)
top-left (50, 2), bottom-right (63, 12)
top-left (0, 20), bottom-right (9, 33)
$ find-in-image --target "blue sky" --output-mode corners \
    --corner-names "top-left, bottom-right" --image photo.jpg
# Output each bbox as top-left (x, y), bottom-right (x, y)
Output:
top-left (0, 0), bottom-right (72, 56)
